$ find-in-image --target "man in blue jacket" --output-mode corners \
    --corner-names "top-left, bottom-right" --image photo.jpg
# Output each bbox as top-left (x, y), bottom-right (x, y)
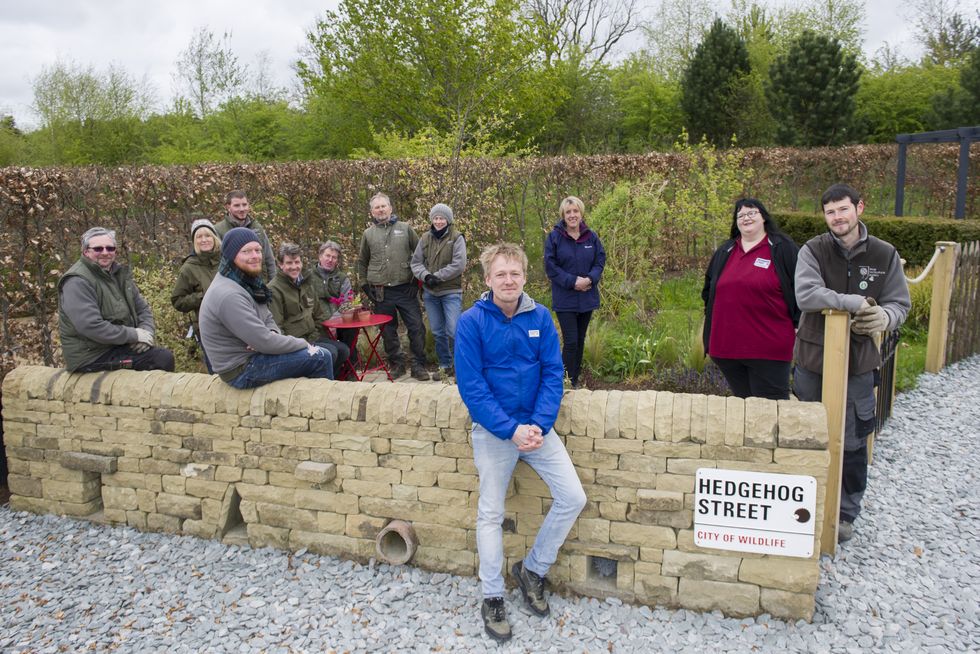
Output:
top-left (455, 243), bottom-right (586, 643)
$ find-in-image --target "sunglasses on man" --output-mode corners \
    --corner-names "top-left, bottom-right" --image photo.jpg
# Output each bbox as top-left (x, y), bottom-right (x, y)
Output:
top-left (87, 246), bottom-right (117, 253)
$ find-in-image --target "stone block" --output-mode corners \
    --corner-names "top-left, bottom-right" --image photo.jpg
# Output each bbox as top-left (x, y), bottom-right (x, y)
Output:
top-left (609, 522), bottom-right (675, 548)
top-left (7, 474), bottom-right (43, 498)
top-left (585, 390), bottom-right (608, 438)
top-left (126, 511), bottom-right (148, 530)
top-left (9, 446), bottom-right (45, 462)
top-left (634, 563), bottom-right (678, 605)
top-left (43, 479), bottom-right (101, 503)
top-left (342, 479), bottom-right (392, 498)
top-left (317, 511), bottom-right (346, 534)
top-left (345, 514), bottom-right (388, 539)
top-left (418, 486), bottom-right (470, 507)
top-left (635, 391), bottom-right (656, 440)
top-left (9, 495), bottom-right (57, 514)
top-left (102, 486), bottom-right (139, 511)
top-left (413, 547), bottom-right (475, 576)
top-left (760, 588), bottom-right (815, 621)
top-left (412, 456), bottom-right (456, 473)
top-left (739, 558), bottom-right (819, 594)
top-left (636, 489), bottom-right (684, 512)
top-left (575, 518), bottom-right (611, 543)
top-left (593, 439), bottom-right (643, 455)
top-left (598, 502), bottom-right (628, 521)
top-left (401, 471), bottom-right (438, 487)
top-left (436, 472), bottom-right (478, 492)
top-left (358, 467), bottom-right (401, 483)
top-left (158, 407), bottom-right (202, 423)
top-left (331, 433), bottom-right (373, 451)
top-left (777, 401), bottom-right (829, 450)
top-left (596, 469), bottom-right (657, 488)
top-left (723, 396), bottom-right (745, 446)
top-left (618, 455), bottom-right (667, 474)
top-left (156, 447), bottom-right (193, 464)
top-left (627, 505), bottom-right (691, 529)
top-left (185, 478), bottom-right (229, 500)
top-left (257, 502), bottom-right (317, 531)
top-left (773, 449), bottom-right (830, 467)
top-left (653, 392), bottom-right (673, 441)
top-left (678, 578), bottom-right (760, 616)
top-left (147, 512), bottom-right (183, 534)
top-left (433, 442), bottom-right (472, 459)
top-left (293, 489), bottom-right (359, 514)
top-left (656, 474), bottom-right (695, 493)
top-left (643, 442), bottom-right (702, 458)
top-left (390, 439), bottom-right (434, 456)
top-left (699, 445), bottom-right (772, 464)
top-left (248, 523), bottom-right (291, 549)
top-left (156, 493), bottom-right (202, 519)
top-left (181, 463), bottom-right (216, 479)
top-left (343, 451), bottom-right (379, 467)
top-left (182, 520), bottom-right (219, 540)
top-left (743, 397), bottom-right (778, 449)
top-left (570, 451), bottom-right (620, 470)
top-left (258, 429), bottom-right (296, 446)
top-left (662, 550), bottom-right (740, 582)
top-left (295, 461), bottom-right (337, 484)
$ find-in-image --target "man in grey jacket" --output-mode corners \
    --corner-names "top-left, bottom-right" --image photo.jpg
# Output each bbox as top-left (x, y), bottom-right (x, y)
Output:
top-left (58, 227), bottom-right (175, 373)
top-left (793, 183), bottom-right (911, 543)
top-left (199, 227), bottom-right (333, 388)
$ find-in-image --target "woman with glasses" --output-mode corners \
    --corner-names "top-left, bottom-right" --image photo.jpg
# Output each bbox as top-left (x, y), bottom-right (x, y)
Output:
top-left (701, 199), bottom-right (799, 399)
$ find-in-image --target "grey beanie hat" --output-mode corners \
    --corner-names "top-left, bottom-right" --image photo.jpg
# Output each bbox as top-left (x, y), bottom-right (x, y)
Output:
top-left (429, 203), bottom-right (454, 225)
top-left (191, 218), bottom-right (218, 238)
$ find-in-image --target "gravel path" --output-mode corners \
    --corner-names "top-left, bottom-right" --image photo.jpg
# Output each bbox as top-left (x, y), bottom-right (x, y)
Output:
top-left (2, 357), bottom-right (979, 653)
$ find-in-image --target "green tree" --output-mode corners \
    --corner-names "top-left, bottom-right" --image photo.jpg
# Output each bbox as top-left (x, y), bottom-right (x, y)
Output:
top-left (680, 19), bottom-right (750, 147)
top-left (644, 0), bottom-right (714, 80)
top-left (298, 0), bottom-right (545, 157)
top-left (856, 64), bottom-right (960, 141)
top-left (610, 53), bottom-right (683, 151)
top-left (767, 30), bottom-right (861, 146)
top-left (0, 115), bottom-right (26, 165)
top-left (906, 0), bottom-right (979, 65)
top-left (174, 27), bottom-right (247, 118)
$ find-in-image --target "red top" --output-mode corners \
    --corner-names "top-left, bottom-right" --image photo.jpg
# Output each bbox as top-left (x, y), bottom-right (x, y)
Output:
top-left (708, 238), bottom-right (795, 361)
top-left (323, 313), bottom-right (393, 329)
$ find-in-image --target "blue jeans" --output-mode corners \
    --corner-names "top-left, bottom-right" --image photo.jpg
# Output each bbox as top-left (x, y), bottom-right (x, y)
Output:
top-left (228, 347), bottom-right (333, 389)
top-left (423, 291), bottom-right (462, 368)
top-left (472, 424), bottom-right (586, 598)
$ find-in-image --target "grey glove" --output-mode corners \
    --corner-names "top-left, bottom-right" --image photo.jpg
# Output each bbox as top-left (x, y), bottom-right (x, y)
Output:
top-left (131, 342), bottom-right (152, 354)
top-left (135, 327), bottom-right (154, 347)
top-left (851, 301), bottom-right (888, 335)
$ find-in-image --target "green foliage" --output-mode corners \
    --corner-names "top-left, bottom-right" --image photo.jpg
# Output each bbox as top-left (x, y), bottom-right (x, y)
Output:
top-left (903, 268), bottom-right (934, 338)
top-left (130, 265), bottom-right (207, 374)
top-left (680, 19), bottom-right (751, 147)
top-left (610, 53), bottom-right (684, 151)
top-left (767, 31), bottom-right (861, 146)
top-left (895, 335), bottom-right (927, 393)
top-left (298, 0), bottom-right (546, 157)
top-left (856, 64), bottom-right (961, 141)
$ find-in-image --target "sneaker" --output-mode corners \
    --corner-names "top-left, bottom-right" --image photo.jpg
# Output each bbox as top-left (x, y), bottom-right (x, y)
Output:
top-left (481, 597), bottom-right (511, 642)
top-left (838, 520), bottom-right (854, 543)
top-left (411, 365), bottom-right (431, 381)
top-left (512, 561), bottom-right (549, 616)
top-left (388, 363), bottom-right (406, 380)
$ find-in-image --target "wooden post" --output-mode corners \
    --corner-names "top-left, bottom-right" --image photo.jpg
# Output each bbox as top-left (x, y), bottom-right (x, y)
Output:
top-left (820, 310), bottom-right (850, 557)
top-left (925, 242), bottom-right (958, 373)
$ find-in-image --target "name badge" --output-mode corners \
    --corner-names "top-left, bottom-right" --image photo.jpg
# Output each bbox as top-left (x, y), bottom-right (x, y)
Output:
top-left (528, 330), bottom-right (540, 338)
top-left (754, 258), bottom-right (771, 269)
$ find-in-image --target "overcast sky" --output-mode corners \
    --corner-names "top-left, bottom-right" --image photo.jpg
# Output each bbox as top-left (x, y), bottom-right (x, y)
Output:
top-left (0, 0), bottom-right (933, 131)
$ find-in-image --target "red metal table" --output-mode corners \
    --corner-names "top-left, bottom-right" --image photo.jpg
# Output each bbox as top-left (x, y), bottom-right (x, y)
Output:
top-left (323, 313), bottom-right (394, 381)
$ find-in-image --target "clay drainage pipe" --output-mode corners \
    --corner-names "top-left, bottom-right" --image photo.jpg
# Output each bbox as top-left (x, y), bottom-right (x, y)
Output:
top-left (375, 519), bottom-right (418, 565)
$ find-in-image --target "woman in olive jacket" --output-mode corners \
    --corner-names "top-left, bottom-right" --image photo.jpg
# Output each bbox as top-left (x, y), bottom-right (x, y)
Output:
top-left (171, 218), bottom-right (221, 371)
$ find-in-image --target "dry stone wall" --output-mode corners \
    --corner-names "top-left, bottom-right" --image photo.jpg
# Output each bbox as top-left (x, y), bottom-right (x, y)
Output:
top-left (2, 366), bottom-right (830, 620)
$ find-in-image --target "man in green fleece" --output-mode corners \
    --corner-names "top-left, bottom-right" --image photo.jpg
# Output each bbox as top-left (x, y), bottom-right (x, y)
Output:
top-left (269, 243), bottom-right (351, 376)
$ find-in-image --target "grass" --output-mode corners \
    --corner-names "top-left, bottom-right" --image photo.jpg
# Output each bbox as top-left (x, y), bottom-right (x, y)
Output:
top-left (895, 332), bottom-right (928, 394)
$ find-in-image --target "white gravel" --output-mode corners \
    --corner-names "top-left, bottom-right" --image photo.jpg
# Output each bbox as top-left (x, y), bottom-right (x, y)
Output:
top-left (2, 356), bottom-right (978, 653)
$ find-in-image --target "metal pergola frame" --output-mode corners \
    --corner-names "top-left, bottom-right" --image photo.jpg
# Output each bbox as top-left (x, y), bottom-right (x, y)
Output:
top-left (895, 126), bottom-right (980, 219)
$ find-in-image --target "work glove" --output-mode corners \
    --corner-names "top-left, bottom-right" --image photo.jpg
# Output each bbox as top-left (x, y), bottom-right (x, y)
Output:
top-left (424, 274), bottom-right (438, 288)
top-left (851, 300), bottom-right (889, 335)
top-left (134, 327), bottom-right (154, 347)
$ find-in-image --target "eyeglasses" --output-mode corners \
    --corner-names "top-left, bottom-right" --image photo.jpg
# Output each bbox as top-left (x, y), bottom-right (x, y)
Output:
top-left (87, 246), bottom-right (117, 253)
top-left (737, 210), bottom-right (760, 220)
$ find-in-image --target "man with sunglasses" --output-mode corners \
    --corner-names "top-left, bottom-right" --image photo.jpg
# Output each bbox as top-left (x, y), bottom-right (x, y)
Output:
top-left (58, 227), bottom-right (175, 373)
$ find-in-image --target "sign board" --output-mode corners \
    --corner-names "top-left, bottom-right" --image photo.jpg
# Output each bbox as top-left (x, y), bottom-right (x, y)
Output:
top-left (694, 468), bottom-right (817, 558)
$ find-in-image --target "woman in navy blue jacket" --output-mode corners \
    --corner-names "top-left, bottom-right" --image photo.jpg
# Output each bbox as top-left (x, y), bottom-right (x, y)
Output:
top-left (544, 196), bottom-right (606, 388)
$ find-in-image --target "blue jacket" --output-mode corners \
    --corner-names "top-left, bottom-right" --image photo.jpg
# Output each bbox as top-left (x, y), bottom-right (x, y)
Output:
top-left (544, 221), bottom-right (606, 312)
top-left (454, 291), bottom-right (564, 440)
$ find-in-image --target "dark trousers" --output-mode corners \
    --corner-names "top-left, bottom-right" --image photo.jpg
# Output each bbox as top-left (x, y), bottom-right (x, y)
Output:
top-left (793, 366), bottom-right (876, 522)
top-left (556, 311), bottom-right (592, 386)
top-left (336, 328), bottom-right (359, 366)
top-left (315, 338), bottom-right (351, 374)
top-left (76, 344), bottom-right (176, 373)
top-left (711, 357), bottom-right (791, 400)
top-left (373, 283), bottom-right (427, 368)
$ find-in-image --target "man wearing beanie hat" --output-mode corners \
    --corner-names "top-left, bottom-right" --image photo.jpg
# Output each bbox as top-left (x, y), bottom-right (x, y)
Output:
top-left (172, 217), bottom-right (221, 371)
top-left (411, 203), bottom-right (466, 380)
top-left (199, 227), bottom-right (334, 388)
top-left (356, 192), bottom-right (430, 380)
top-left (58, 226), bottom-right (175, 373)
top-left (215, 190), bottom-right (277, 282)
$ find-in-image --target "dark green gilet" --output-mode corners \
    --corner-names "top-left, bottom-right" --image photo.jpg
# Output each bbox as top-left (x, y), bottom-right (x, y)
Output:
top-left (795, 232), bottom-right (895, 376)
top-left (418, 227), bottom-right (463, 293)
top-left (58, 258), bottom-right (139, 371)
